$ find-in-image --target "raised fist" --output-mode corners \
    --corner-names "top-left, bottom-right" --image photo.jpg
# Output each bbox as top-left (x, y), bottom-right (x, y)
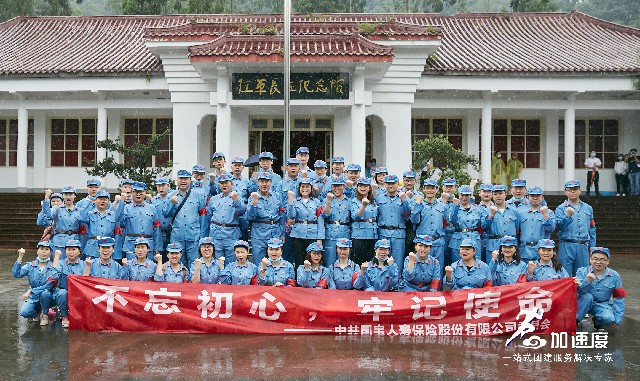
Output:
top-left (146, 194), bottom-right (152, 201)
top-left (444, 266), bottom-right (453, 275)
top-left (565, 207), bottom-right (575, 217)
top-left (489, 205), bottom-right (498, 215)
top-left (301, 171), bottom-right (308, 179)
top-left (371, 183), bottom-right (378, 190)
top-left (470, 179), bottom-right (478, 188)
top-left (287, 190), bottom-right (295, 202)
top-left (441, 192), bottom-right (450, 200)
top-left (120, 192), bottom-right (128, 201)
top-left (85, 258), bottom-right (93, 265)
top-left (451, 197), bottom-right (460, 205)
top-left (121, 258), bottom-right (129, 266)
top-left (209, 173), bottom-right (215, 182)
top-left (304, 260), bottom-right (311, 270)
top-left (251, 192), bottom-right (260, 205)
top-left (491, 250), bottom-right (499, 261)
top-left (399, 192), bottom-right (406, 202)
top-left (326, 193), bottom-right (334, 201)
top-left (18, 248), bottom-right (25, 257)
top-left (194, 258), bottom-right (202, 267)
top-left (540, 206), bottom-right (549, 215)
top-left (528, 261), bottom-right (535, 274)
top-left (44, 189), bottom-right (52, 199)
top-left (414, 194), bottom-right (423, 204)
top-left (170, 195), bottom-right (179, 205)
top-left (261, 257), bottom-right (270, 269)
top-left (252, 171), bottom-right (259, 180)
top-left (230, 191), bottom-right (239, 202)
top-left (362, 198), bottom-right (370, 206)
top-left (218, 256), bottom-right (225, 265)
top-left (408, 252), bottom-right (417, 262)
top-left (155, 253), bottom-right (162, 262)
top-left (406, 191), bottom-right (413, 199)
top-left (387, 257), bottom-right (395, 266)
top-left (361, 261), bottom-right (369, 273)
top-left (54, 250), bottom-right (62, 258)
top-left (346, 180), bottom-right (354, 188)
top-left (115, 195), bottom-right (122, 202)
top-left (586, 272), bottom-right (596, 283)
top-left (219, 169), bottom-right (226, 175)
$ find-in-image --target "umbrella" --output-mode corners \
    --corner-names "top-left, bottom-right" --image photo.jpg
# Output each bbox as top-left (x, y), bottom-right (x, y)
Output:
top-left (243, 154), bottom-right (261, 167)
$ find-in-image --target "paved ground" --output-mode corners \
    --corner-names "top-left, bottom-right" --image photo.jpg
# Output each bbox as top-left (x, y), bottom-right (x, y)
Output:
top-left (1, 251), bottom-right (638, 380)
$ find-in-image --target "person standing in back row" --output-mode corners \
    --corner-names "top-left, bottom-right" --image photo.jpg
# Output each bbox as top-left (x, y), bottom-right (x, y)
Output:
top-left (627, 149), bottom-right (640, 196)
top-left (584, 150), bottom-right (602, 196)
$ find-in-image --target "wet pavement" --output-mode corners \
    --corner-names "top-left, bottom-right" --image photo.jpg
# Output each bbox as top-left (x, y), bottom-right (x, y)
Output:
top-left (2, 251), bottom-right (639, 381)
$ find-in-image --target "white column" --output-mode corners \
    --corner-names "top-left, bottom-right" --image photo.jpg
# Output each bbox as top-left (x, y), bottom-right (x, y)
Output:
top-left (375, 102), bottom-right (412, 177)
top-left (106, 109), bottom-right (121, 191)
top-left (564, 94), bottom-right (576, 183)
top-left (96, 93), bottom-right (108, 163)
top-left (465, 110), bottom-right (481, 179)
top-left (16, 94), bottom-right (28, 192)
top-left (215, 66), bottom-right (232, 158)
top-left (544, 111), bottom-right (560, 192)
top-left (480, 93), bottom-right (493, 184)
top-left (32, 111), bottom-right (47, 190)
top-left (350, 66), bottom-right (366, 167)
top-left (173, 103), bottom-right (210, 172)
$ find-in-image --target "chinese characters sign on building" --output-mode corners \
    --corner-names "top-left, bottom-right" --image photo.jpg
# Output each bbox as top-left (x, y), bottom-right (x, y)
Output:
top-left (231, 73), bottom-right (350, 100)
top-left (68, 276), bottom-right (576, 335)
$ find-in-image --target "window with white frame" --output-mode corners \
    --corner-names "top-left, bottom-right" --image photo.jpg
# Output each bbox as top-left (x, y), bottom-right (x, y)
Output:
top-left (411, 118), bottom-right (463, 159)
top-left (50, 118), bottom-right (96, 167)
top-left (479, 119), bottom-right (541, 168)
top-left (0, 118), bottom-right (34, 167)
top-left (123, 118), bottom-right (173, 166)
top-left (558, 119), bottom-right (618, 169)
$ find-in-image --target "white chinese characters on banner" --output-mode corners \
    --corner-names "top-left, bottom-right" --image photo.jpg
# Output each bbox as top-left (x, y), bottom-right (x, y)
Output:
top-left (249, 292), bottom-right (286, 321)
top-left (358, 297), bottom-right (393, 322)
top-left (144, 288), bottom-right (182, 315)
top-left (197, 290), bottom-right (233, 319)
top-left (92, 285), bottom-right (129, 313)
top-left (518, 287), bottom-right (553, 315)
top-left (464, 291), bottom-right (501, 319)
top-left (410, 296), bottom-right (447, 320)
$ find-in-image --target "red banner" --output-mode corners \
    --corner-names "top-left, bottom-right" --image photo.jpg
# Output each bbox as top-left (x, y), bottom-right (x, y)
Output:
top-left (68, 275), bottom-right (577, 335)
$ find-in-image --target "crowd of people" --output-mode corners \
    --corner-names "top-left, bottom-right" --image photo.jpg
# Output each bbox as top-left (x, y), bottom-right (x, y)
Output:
top-left (12, 147), bottom-right (627, 332)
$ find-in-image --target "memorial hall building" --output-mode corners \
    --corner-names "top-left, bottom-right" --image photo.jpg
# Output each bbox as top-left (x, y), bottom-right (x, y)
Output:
top-left (1, 11), bottom-right (639, 192)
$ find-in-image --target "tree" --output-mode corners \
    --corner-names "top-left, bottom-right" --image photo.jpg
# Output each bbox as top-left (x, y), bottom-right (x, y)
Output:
top-left (510, 0), bottom-right (558, 12)
top-left (412, 135), bottom-right (479, 188)
top-left (1, 0), bottom-right (79, 22)
top-left (85, 128), bottom-right (173, 189)
top-left (121, 0), bottom-right (171, 14)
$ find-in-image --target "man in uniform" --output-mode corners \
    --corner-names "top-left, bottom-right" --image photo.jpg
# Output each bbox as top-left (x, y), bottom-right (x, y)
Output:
top-left (410, 179), bottom-right (449, 273)
top-left (376, 174), bottom-right (410, 272)
top-left (554, 180), bottom-right (596, 276)
top-left (246, 171), bottom-right (286, 265)
top-left (344, 163), bottom-right (361, 199)
top-left (206, 173), bottom-right (246, 263)
top-left (208, 151), bottom-right (227, 197)
top-left (76, 179), bottom-right (102, 213)
top-left (150, 177), bottom-right (173, 262)
top-left (191, 164), bottom-right (210, 198)
top-left (249, 151), bottom-right (282, 194)
top-left (440, 177), bottom-right (458, 266)
top-left (280, 158), bottom-right (302, 263)
top-left (506, 178), bottom-right (531, 211)
top-left (517, 186), bottom-right (554, 263)
top-left (331, 156), bottom-right (346, 180)
top-left (323, 177), bottom-right (352, 266)
top-left (311, 160), bottom-right (330, 199)
top-left (79, 189), bottom-right (119, 259)
top-left (296, 146), bottom-right (313, 177)
top-left (484, 184), bottom-right (520, 263)
top-left (163, 170), bottom-right (208, 266)
top-left (115, 181), bottom-right (162, 262)
top-left (42, 186), bottom-right (82, 259)
top-left (229, 157), bottom-right (250, 241)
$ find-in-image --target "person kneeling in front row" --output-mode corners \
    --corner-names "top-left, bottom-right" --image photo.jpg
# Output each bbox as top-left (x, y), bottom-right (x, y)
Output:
top-left (297, 242), bottom-right (334, 289)
top-left (443, 238), bottom-right (491, 291)
top-left (83, 237), bottom-right (126, 280)
top-left (362, 239), bottom-right (399, 291)
top-left (154, 243), bottom-right (190, 283)
top-left (399, 235), bottom-right (441, 292)
top-left (575, 247), bottom-right (626, 330)
top-left (258, 238), bottom-right (295, 287)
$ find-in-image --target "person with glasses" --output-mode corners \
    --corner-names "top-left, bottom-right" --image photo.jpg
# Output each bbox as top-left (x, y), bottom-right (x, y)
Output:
top-left (575, 247), bottom-right (626, 330)
top-left (554, 180), bottom-right (596, 276)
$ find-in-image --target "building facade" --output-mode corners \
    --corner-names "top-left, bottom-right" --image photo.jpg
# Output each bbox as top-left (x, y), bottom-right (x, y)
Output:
top-left (1, 12), bottom-right (639, 192)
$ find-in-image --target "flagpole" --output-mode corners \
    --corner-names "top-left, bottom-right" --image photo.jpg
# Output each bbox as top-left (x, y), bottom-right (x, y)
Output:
top-left (283, 0), bottom-right (291, 162)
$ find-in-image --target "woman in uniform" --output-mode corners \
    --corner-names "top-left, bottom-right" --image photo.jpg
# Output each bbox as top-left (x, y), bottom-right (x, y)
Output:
top-left (154, 243), bottom-right (190, 283)
top-left (287, 179), bottom-right (325, 269)
top-left (220, 240), bottom-right (258, 285)
top-left (488, 235), bottom-right (527, 286)
top-left (447, 185), bottom-right (487, 262)
top-left (330, 238), bottom-right (364, 290)
top-left (443, 238), bottom-right (492, 290)
top-left (257, 238), bottom-right (295, 287)
top-left (121, 237), bottom-right (156, 281)
top-left (361, 239), bottom-right (399, 291)
top-left (350, 177), bottom-right (378, 265)
top-left (297, 242), bottom-right (334, 289)
top-left (526, 239), bottom-right (573, 281)
top-left (400, 235), bottom-right (441, 292)
top-left (191, 237), bottom-right (222, 284)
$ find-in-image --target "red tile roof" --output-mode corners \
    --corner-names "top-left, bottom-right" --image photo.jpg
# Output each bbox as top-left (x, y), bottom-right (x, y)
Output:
top-left (1, 11), bottom-right (639, 76)
top-left (189, 34), bottom-right (394, 63)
